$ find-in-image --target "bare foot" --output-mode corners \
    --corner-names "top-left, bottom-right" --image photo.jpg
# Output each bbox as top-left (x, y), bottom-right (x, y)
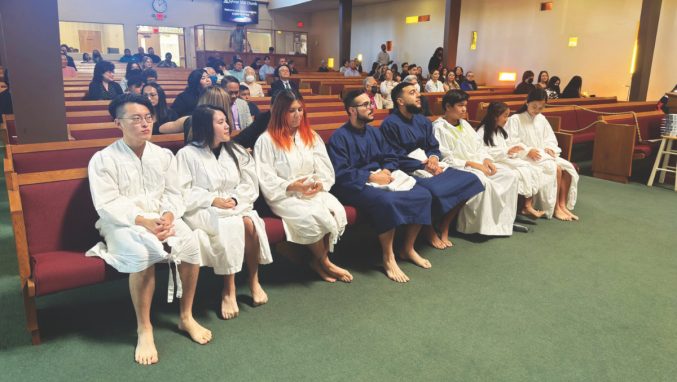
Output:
top-left (178, 317), bottom-right (212, 345)
top-left (135, 327), bottom-right (158, 366)
top-left (521, 206), bottom-right (545, 219)
top-left (383, 256), bottom-right (409, 283)
top-left (562, 207), bottom-right (579, 221)
top-left (424, 227), bottom-right (446, 250)
top-left (439, 233), bottom-right (454, 248)
top-left (310, 259), bottom-right (336, 283)
top-left (221, 292), bottom-right (239, 320)
top-left (323, 260), bottom-right (353, 283)
top-left (554, 208), bottom-right (572, 221)
top-left (250, 283), bottom-right (269, 306)
top-left (399, 249), bottom-right (432, 269)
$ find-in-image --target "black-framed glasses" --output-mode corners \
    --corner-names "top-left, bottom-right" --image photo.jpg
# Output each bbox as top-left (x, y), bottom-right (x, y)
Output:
top-left (351, 102), bottom-right (371, 109)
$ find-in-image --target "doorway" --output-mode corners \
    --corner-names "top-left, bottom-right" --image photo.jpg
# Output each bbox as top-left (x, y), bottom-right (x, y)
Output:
top-left (137, 26), bottom-right (185, 67)
top-left (78, 30), bottom-right (102, 53)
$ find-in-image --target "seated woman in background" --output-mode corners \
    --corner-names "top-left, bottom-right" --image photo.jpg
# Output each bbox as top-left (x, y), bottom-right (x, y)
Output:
top-left (514, 71), bottom-right (535, 94)
top-left (453, 66), bottom-right (465, 84)
top-left (120, 62), bottom-right (142, 92)
top-left (536, 71), bottom-right (549, 89)
top-left (477, 102), bottom-right (547, 219)
top-left (142, 82), bottom-right (178, 134)
top-left (162, 85), bottom-right (229, 138)
top-left (241, 66), bottom-right (264, 97)
top-left (92, 49), bottom-right (103, 63)
top-left (254, 91), bottom-right (352, 283)
top-left (504, 89), bottom-right (579, 221)
top-left (560, 76), bottom-right (583, 98)
top-left (425, 69), bottom-right (445, 93)
top-left (440, 67), bottom-right (449, 82)
top-left (172, 69), bottom-right (212, 117)
top-left (61, 53), bottom-right (77, 78)
top-left (84, 61), bottom-right (123, 100)
top-left (142, 56), bottom-right (154, 70)
top-left (444, 71), bottom-right (461, 91)
top-left (460, 71), bottom-right (478, 91)
top-left (657, 84), bottom-right (677, 113)
top-left (545, 76), bottom-right (561, 100)
top-left (81, 53), bottom-right (92, 63)
top-left (177, 105), bottom-right (273, 320)
top-left (380, 68), bottom-right (399, 109)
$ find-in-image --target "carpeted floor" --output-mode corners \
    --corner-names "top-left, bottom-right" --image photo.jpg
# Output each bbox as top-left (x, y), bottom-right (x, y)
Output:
top-left (0, 174), bottom-right (675, 381)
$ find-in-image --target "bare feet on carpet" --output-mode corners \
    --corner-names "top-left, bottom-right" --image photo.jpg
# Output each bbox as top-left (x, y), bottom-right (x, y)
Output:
top-left (250, 282), bottom-right (269, 306)
top-left (383, 256), bottom-right (410, 283)
top-left (135, 327), bottom-right (158, 366)
top-left (178, 317), bottom-right (212, 345)
top-left (521, 206), bottom-right (545, 219)
top-left (399, 249), bottom-right (432, 269)
top-left (221, 291), bottom-right (240, 320)
top-left (554, 207), bottom-right (572, 221)
top-left (425, 227), bottom-right (447, 249)
top-left (310, 259), bottom-right (337, 283)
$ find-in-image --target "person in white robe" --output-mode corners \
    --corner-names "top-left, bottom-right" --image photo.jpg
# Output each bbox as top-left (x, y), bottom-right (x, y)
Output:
top-left (425, 69), bottom-right (446, 93)
top-left (504, 88), bottom-right (579, 221)
top-left (177, 105), bottom-right (273, 320)
top-left (432, 90), bottom-right (519, 236)
top-left (476, 101), bottom-right (550, 219)
top-left (87, 94), bottom-right (211, 366)
top-left (254, 90), bottom-right (352, 283)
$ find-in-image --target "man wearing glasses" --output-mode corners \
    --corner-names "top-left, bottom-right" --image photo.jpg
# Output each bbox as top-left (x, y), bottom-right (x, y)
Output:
top-left (327, 90), bottom-right (433, 283)
top-left (87, 94), bottom-right (212, 366)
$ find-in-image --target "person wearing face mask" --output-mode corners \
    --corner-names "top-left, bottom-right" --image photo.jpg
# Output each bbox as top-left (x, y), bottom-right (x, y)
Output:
top-left (380, 82), bottom-right (484, 250)
top-left (514, 70), bottom-right (536, 94)
top-left (203, 66), bottom-right (220, 88)
top-left (363, 76), bottom-right (384, 110)
top-left (85, 61), bottom-right (123, 100)
top-left (240, 66), bottom-right (264, 97)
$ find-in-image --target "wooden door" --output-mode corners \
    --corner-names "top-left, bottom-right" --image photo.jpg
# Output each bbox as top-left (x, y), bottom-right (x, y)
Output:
top-left (78, 30), bottom-right (102, 53)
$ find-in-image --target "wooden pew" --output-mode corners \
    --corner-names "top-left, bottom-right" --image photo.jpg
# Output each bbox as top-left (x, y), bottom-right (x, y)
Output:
top-left (475, 96), bottom-right (619, 121)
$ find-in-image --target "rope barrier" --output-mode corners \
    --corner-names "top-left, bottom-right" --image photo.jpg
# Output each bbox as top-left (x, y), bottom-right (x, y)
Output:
top-left (545, 104), bottom-right (642, 142)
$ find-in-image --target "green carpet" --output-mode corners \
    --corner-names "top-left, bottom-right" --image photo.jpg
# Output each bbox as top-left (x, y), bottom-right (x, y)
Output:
top-left (0, 174), bottom-right (675, 381)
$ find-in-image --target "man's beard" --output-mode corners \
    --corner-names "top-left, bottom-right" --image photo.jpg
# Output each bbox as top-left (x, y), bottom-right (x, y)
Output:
top-left (357, 113), bottom-right (374, 123)
top-left (405, 104), bottom-right (422, 114)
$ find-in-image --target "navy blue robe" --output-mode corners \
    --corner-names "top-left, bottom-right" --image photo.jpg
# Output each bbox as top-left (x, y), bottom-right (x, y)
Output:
top-left (327, 122), bottom-right (432, 234)
top-left (380, 111), bottom-right (484, 214)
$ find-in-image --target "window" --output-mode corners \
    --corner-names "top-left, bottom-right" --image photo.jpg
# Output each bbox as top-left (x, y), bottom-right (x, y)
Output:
top-left (58, 21), bottom-right (124, 54)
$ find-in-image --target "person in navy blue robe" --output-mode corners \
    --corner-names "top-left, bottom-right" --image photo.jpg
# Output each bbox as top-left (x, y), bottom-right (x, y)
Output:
top-left (380, 82), bottom-right (484, 249)
top-left (328, 90), bottom-right (434, 282)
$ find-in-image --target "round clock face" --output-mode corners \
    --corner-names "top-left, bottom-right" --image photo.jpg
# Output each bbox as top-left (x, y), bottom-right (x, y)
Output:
top-left (152, 0), bottom-right (168, 13)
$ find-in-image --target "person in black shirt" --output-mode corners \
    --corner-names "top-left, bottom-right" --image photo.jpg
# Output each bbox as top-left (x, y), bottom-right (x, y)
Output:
top-left (171, 69), bottom-right (212, 117)
top-left (514, 70), bottom-right (536, 94)
top-left (132, 47), bottom-right (146, 63)
top-left (239, 85), bottom-right (261, 118)
top-left (0, 70), bottom-right (13, 125)
top-left (269, 65), bottom-right (298, 96)
top-left (60, 44), bottom-right (77, 70)
top-left (142, 82), bottom-right (178, 134)
top-left (232, 90), bottom-right (288, 149)
top-left (146, 47), bottom-right (161, 64)
top-left (85, 61), bottom-right (123, 100)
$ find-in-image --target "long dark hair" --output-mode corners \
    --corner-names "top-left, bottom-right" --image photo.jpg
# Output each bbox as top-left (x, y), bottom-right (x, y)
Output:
top-left (481, 102), bottom-right (510, 147)
top-left (517, 88), bottom-right (548, 114)
top-left (142, 82), bottom-right (170, 121)
top-left (185, 69), bottom-right (208, 96)
top-left (547, 76), bottom-right (561, 95)
top-left (92, 61), bottom-right (115, 82)
top-left (125, 61), bottom-right (141, 79)
top-left (188, 105), bottom-right (243, 172)
top-left (537, 70), bottom-right (549, 84)
top-left (561, 75), bottom-right (582, 98)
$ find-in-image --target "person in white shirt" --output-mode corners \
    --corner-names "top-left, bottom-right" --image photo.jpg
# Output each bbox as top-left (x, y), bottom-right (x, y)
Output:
top-left (476, 101), bottom-right (547, 219)
top-left (376, 44), bottom-right (391, 66)
top-left (241, 66), bottom-right (264, 97)
top-left (177, 105), bottom-right (273, 320)
top-left (254, 91), bottom-right (352, 283)
top-left (344, 60), bottom-right (361, 77)
top-left (504, 88), bottom-right (579, 221)
top-left (87, 94), bottom-right (212, 366)
top-left (425, 69), bottom-right (445, 93)
top-left (339, 59), bottom-right (350, 74)
top-left (258, 55), bottom-right (275, 81)
top-left (379, 68), bottom-right (399, 109)
top-left (432, 90), bottom-right (519, 236)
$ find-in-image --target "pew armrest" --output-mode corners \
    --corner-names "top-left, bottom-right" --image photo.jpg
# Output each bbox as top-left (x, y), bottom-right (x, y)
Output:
top-left (554, 131), bottom-right (573, 161)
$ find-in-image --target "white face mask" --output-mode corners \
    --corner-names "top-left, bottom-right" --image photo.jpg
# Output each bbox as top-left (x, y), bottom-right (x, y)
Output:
top-left (245, 75), bottom-right (255, 83)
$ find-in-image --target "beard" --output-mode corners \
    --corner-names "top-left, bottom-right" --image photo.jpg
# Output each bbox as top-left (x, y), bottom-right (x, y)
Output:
top-left (357, 113), bottom-right (374, 123)
top-left (405, 104), bottom-right (423, 114)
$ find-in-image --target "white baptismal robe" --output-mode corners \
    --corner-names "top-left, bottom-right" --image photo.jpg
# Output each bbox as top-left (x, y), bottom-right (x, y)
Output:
top-left (254, 130), bottom-right (347, 251)
top-left (87, 140), bottom-right (200, 300)
top-left (432, 118), bottom-right (518, 236)
top-left (476, 126), bottom-right (552, 199)
top-left (177, 144), bottom-right (273, 275)
top-left (505, 112), bottom-right (579, 213)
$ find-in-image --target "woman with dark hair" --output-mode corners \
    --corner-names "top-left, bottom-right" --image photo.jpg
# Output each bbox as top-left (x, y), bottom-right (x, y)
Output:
top-left (514, 70), bottom-right (536, 94)
top-left (432, 90), bottom-right (519, 236)
top-left (477, 102), bottom-right (546, 219)
top-left (657, 83), bottom-right (677, 113)
top-left (453, 66), bottom-right (465, 84)
top-left (368, 62), bottom-right (379, 77)
top-left (561, 75), bottom-right (583, 98)
top-left (120, 61), bottom-right (142, 92)
top-left (142, 82), bottom-right (178, 134)
top-left (254, 90), bottom-right (352, 284)
top-left (92, 49), bottom-right (103, 63)
top-left (440, 67), bottom-right (448, 82)
top-left (177, 105), bottom-right (273, 320)
top-left (81, 53), bottom-right (92, 63)
top-left (545, 76), bottom-right (561, 99)
top-left (444, 71), bottom-right (461, 91)
top-left (250, 57), bottom-right (262, 70)
top-left (505, 88), bottom-right (579, 221)
top-left (427, 47), bottom-right (444, 76)
top-left (536, 71), bottom-right (549, 89)
top-left (171, 69), bottom-right (212, 117)
top-left (84, 61), bottom-right (123, 100)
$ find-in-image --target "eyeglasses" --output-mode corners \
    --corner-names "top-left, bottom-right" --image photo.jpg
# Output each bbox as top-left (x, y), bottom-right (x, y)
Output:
top-left (351, 102), bottom-right (371, 109)
top-left (119, 114), bottom-right (154, 125)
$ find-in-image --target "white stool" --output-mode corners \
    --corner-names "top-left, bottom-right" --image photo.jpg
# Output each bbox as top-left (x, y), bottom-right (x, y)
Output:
top-left (647, 136), bottom-right (677, 191)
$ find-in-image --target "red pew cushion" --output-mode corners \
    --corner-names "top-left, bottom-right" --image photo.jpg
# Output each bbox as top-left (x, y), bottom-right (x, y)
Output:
top-left (31, 251), bottom-right (110, 296)
top-left (263, 217), bottom-right (285, 245)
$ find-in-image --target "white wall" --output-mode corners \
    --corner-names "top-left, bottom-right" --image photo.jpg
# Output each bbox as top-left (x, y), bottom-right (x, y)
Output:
top-left (647, 0), bottom-right (677, 101)
top-left (57, 0), bottom-right (309, 68)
